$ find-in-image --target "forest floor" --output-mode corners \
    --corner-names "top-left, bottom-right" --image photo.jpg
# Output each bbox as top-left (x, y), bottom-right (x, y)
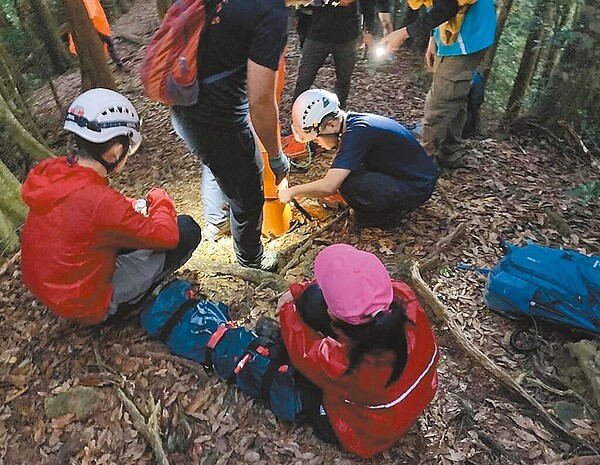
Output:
top-left (2, 2), bottom-right (600, 464)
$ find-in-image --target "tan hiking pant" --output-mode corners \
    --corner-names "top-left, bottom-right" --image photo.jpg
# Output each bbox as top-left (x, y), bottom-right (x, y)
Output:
top-left (421, 49), bottom-right (487, 163)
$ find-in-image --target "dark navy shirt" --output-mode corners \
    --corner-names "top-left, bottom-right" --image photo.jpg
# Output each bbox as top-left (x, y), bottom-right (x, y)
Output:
top-left (175, 0), bottom-right (288, 128)
top-left (332, 113), bottom-right (439, 184)
top-left (306, 2), bottom-right (361, 44)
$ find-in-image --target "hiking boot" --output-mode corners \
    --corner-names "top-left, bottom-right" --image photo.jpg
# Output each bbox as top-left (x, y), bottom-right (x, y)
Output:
top-left (203, 220), bottom-right (230, 242)
top-left (241, 251), bottom-right (279, 272)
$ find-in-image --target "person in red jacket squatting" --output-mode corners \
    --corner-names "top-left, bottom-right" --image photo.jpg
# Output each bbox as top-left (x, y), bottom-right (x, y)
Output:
top-left (277, 243), bottom-right (439, 458)
top-left (21, 88), bottom-right (201, 327)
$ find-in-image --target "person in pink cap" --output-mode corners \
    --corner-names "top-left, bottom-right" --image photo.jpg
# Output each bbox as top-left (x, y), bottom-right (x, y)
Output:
top-left (278, 243), bottom-right (439, 458)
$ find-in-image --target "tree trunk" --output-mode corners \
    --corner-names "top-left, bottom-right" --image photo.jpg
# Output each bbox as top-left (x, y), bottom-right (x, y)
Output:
top-left (537, 0), bottom-right (580, 92)
top-left (0, 159), bottom-right (27, 255)
top-left (535, 1), bottom-right (600, 126)
top-left (481, 0), bottom-right (515, 83)
top-left (0, 92), bottom-right (54, 161)
top-left (0, 41), bottom-right (29, 101)
top-left (0, 43), bottom-right (45, 141)
top-left (27, 0), bottom-right (71, 75)
top-left (156, 0), bottom-right (175, 19)
top-left (504, 0), bottom-right (551, 121)
top-left (62, 0), bottom-right (116, 91)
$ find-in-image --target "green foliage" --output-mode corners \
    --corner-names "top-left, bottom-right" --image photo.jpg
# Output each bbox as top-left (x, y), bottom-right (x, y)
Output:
top-left (569, 181), bottom-right (600, 205)
top-left (485, 0), bottom-right (537, 115)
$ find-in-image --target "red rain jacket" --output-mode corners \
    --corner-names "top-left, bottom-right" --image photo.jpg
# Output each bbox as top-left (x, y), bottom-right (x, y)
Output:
top-left (279, 279), bottom-right (439, 458)
top-left (21, 157), bottom-right (179, 326)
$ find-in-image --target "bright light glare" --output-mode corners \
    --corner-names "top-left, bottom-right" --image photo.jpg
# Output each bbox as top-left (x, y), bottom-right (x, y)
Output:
top-left (375, 46), bottom-right (386, 57)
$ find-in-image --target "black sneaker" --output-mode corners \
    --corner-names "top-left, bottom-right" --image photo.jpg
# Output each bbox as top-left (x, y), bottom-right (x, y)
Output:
top-left (255, 316), bottom-right (282, 345)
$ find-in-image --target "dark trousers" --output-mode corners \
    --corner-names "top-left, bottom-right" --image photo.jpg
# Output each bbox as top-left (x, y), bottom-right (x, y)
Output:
top-left (171, 110), bottom-right (265, 266)
top-left (293, 38), bottom-right (358, 108)
top-left (339, 169), bottom-right (436, 218)
top-left (98, 33), bottom-right (124, 67)
top-left (161, 215), bottom-right (202, 277)
top-left (295, 374), bottom-right (339, 444)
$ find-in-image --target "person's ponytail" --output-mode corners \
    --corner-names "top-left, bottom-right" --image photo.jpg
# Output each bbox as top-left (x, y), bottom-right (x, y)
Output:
top-left (337, 301), bottom-right (412, 386)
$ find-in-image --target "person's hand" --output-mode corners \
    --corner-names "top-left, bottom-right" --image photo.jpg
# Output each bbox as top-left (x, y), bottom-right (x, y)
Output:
top-left (278, 187), bottom-right (293, 204)
top-left (268, 150), bottom-right (290, 185)
top-left (425, 37), bottom-right (437, 71)
top-left (379, 27), bottom-right (409, 53)
top-left (276, 291), bottom-right (293, 314)
top-left (362, 31), bottom-right (375, 50)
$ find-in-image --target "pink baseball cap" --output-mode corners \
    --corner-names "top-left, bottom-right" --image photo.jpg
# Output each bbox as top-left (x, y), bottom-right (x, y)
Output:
top-left (314, 244), bottom-right (394, 325)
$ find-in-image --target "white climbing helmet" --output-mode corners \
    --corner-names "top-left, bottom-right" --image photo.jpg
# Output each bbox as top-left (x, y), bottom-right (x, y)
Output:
top-left (291, 89), bottom-right (341, 143)
top-left (64, 88), bottom-right (142, 155)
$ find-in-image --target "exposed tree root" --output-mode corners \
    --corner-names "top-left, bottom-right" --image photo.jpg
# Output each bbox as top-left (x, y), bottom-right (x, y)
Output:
top-left (117, 389), bottom-right (170, 465)
top-left (187, 258), bottom-right (288, 293)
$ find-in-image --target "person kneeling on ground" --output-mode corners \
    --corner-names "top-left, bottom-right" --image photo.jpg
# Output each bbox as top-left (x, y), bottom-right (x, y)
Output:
top-left (278, 243), bottom-right (439, 458)
top-left (279, 89), bottom-right (439, 227)
top-left (21, 88), bottom-right (201, 327)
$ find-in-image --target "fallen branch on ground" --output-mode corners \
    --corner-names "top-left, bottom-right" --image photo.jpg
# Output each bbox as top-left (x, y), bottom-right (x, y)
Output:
top-left (279, 239), bottom-right (313, 277)
top-left (130, 347), bottom-right (209, 382)
top-left (411, 260), bottom-right (589, 445)
top-left (278, 209), bottom-right (349, 258)
top-left (548, 457), bottom-right (600, 465)
top-left (420, 222), bottom-right (469, 273)
top-left (117, 389), bottom-right (170, 465)
top-left (0, 251), bottom-right (20, 277)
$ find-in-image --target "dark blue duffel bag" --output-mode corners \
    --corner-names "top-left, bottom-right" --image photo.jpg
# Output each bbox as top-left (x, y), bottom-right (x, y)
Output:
top-left (140, 279), bottom-right (303, 421)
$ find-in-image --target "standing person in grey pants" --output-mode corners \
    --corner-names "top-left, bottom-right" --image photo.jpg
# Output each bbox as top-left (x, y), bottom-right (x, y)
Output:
top-left (293, 0), bottom-right (361, 108)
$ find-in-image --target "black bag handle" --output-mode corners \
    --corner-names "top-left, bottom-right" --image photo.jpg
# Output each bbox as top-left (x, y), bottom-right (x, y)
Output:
top-left (158, 298), bottom-right (201, 342)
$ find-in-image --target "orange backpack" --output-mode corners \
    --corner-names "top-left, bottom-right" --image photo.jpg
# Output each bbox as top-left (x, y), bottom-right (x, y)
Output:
top-left (141, 0), bottom-right (221, 106)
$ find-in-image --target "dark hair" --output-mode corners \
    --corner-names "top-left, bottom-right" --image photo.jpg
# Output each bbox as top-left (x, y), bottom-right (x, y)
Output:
top-left (335, 301), bottom-right (412, 387)
top-left (295, 283), bottom-right (333, 337)
top-left (73, 134), bottom-right (130, 160)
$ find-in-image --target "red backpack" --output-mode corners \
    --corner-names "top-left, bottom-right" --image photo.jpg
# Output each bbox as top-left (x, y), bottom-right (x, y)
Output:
top-left (141, 0), bottom-right (219, 106)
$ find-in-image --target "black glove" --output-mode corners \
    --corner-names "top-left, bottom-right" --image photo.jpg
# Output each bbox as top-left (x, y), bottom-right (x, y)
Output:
top-left (268, 150), bottom-right (290, 185)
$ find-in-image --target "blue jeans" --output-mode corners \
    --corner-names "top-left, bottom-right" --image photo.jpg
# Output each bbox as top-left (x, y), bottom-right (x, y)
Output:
top-left (171, 110), bottom-right (265, 266)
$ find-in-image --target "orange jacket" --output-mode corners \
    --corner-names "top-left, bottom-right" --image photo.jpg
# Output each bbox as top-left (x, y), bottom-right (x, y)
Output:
top-left (68, 0), bottom-right (111, 55)
top-left (21, 157), bottom-right (179, 326)
top-left (279, 280), bottom-right (439, 458)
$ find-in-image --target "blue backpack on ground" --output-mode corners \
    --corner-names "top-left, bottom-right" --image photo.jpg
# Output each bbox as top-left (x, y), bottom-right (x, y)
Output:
top-left (483, 242), bottom-right (600, 335)
top-left (140, 279), bottom-right (303, 422)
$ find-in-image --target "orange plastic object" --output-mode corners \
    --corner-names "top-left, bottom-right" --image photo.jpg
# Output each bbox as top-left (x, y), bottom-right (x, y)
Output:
top-left (259, 52), bottom-right (291, 237)
top-left (68, 0), bottom-right (111, 55)
top-left (282, 134), bottom-right (308, 160)
top-left (262, 200), bottom-right (292, 238)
